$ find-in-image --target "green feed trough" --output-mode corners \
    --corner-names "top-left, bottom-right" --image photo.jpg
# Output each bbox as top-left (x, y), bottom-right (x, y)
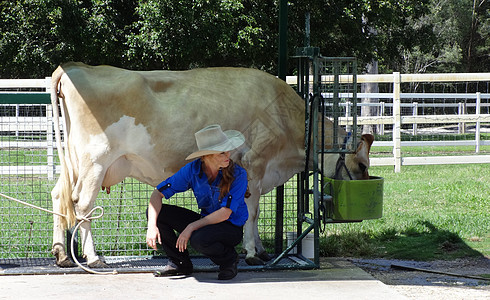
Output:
top-left (324, 176), bottom-right (384, 221)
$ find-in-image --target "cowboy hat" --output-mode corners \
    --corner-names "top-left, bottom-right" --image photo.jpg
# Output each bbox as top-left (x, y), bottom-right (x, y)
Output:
top-left (185, 124), bottom-right (245, 160)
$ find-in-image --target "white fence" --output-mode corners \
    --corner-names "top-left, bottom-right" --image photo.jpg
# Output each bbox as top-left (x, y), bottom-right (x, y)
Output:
top-left (1, 72), bottom-right (490, 176)
top-left (0, 77), bottom-right (57, 178)
top-left (289, 72), bottom-right (490, 172)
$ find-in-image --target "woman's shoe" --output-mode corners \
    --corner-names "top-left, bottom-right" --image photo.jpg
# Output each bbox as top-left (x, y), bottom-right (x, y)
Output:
top-left (218, 260), bottom-right (238, 280)
top-left (154, 261), bottom-right (193, 277)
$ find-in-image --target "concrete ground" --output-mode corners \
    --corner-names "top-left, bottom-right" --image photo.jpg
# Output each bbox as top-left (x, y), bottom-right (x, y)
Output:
top-left (0, 258), bottom-right (408, 300)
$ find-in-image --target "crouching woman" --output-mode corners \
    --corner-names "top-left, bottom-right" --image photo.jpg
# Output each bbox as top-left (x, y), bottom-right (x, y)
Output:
top-left (146, 124), bottom-right (249, 280)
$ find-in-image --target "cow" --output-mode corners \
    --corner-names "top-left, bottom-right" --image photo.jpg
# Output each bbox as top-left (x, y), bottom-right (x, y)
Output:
top-left (50, 62), bottom-right (374, 268)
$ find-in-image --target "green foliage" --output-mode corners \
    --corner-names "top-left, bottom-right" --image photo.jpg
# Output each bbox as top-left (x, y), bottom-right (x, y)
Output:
top-left (0, 0), bottom-right (138, 77)
top-left (400, 0), bottom-right (489, 73)
top-left (126, 0), bottom-right (271, 70)
top-left (0, 0), bottom-right (487, 77)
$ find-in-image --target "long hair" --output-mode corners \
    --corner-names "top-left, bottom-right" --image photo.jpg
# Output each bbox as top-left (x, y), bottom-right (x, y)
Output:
top-left (219, 159), bottom-right (251, 200)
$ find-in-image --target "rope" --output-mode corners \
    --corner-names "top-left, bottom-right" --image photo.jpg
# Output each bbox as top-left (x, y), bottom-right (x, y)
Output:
top-left (0, 192), bottom-right (66, 218)
top-left (0, 192), bottom-right (118, 275)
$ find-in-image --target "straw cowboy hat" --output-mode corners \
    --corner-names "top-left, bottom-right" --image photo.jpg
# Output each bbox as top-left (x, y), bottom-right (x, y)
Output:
top-left (186, 124), bottom-right (245, 160)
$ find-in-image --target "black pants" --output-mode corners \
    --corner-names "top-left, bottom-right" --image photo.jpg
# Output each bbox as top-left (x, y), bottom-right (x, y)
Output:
top-left (153, 204), bottom-right (243, 268)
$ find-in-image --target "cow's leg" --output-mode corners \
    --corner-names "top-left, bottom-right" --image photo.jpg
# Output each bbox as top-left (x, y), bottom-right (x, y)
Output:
top-left (72, 164), bottom-right (108, 268)
top-left (51, 181), bottom-right (75, 267)
top-left (243, 192), bottom-right (266, 265)
top-left (253, 212), bottom-right (271, 262)
top-left (77, 218), bottom-right (106, 268)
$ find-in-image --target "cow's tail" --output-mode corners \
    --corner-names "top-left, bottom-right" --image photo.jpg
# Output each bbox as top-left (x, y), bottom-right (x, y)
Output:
top-left (51, 66), bottom-right (76, 229)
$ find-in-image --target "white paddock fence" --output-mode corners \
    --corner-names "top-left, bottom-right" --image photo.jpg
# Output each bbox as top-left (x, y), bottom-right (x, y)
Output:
top-left (288, 72), bottom-right (490, 172)
top-left (0, 76), bottom-right (59, 179)
top-left (1, 72), bottom-right (490, 178)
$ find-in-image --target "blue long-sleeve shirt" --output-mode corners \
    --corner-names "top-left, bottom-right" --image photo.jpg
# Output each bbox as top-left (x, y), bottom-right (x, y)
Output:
top-left (156, 159), bottom-right (249, 226)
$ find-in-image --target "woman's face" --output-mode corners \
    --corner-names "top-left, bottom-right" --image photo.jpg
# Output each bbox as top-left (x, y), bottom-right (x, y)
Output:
top-left (204, 151), bottom-right (231, 170)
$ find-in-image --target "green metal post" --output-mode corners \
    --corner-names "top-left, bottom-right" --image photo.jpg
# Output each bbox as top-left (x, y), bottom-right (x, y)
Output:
top-left (275, 0), bottom-right (288, 255)
top-left (312, 55), bottom-right (320, 267)
top-left (352, 60), bottom-right (358, 143)
top-left (278, 0), bottom-right (288, 80)
top-left (333, 61), bottom-right (340, 150)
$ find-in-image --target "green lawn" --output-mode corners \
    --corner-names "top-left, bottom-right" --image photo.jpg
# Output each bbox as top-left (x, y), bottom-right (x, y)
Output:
top-left (0, 150), bottom-right (488, 261)
top-left (320, 164), bottom-right (489, 260)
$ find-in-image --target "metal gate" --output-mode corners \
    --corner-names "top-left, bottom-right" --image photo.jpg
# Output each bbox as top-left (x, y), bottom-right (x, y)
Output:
top-left (276, 47), bottom-right (361, 267)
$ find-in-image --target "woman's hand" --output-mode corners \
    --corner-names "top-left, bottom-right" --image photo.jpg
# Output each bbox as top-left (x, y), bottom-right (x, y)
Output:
top-left (146, 225), bottom-right (161, 250)
top-left (174, 207), bottom-right (232, 252)
top-left (176, 225), bottom-right (194, 252)
top-left (147, 189), bottom-right (164, 250)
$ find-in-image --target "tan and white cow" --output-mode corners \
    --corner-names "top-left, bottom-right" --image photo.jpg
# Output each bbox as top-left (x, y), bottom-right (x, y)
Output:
top-left (50, 62), bottom-right (373, 267)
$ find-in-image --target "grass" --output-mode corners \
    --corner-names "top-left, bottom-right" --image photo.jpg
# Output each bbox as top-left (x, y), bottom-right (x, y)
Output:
top-left (319, 164), bottom-right (489, 260)
top-left (1, 148), bottom-right (489, 261)
top-left (0, 149), bottom-right (50, 165)
top-left (375, 132), bottom-right (490, 142)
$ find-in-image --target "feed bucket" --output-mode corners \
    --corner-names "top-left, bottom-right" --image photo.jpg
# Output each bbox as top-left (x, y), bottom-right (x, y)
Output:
top-left (323, 176), bottom-right (384, 221)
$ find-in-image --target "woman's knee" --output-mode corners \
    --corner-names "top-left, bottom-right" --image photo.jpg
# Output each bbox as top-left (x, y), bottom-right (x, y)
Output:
top-left (189, 230), bottom-right (208, 251)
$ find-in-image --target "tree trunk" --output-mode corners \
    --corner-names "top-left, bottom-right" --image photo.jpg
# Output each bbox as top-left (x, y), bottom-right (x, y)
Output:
top-left (361, 60), bottom-right (379, 134)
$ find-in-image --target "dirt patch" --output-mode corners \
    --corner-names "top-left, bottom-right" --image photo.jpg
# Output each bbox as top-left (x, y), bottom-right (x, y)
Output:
top-left (350, 256), bottom-right (490, 299)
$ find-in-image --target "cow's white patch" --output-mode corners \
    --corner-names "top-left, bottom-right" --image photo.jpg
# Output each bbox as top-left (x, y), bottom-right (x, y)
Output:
top-left (87, 115), bottom-right (155, 162)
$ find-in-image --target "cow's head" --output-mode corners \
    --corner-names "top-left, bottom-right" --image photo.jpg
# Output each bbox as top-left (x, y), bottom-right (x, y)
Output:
top-left (321, 133), bottom-right (374, 180)
top-left (345, 134), bottom-right (374, 179)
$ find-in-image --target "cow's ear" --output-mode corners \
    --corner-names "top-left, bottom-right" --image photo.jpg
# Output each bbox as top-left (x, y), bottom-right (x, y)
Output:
top-left (361, 134), bottom-right (374, 150)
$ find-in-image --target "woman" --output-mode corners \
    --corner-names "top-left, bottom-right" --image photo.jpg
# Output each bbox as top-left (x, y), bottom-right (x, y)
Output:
top-left (146, 124), bottom-right (249, 280)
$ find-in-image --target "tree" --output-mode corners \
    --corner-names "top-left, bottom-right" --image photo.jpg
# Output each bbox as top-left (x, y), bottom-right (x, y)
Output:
top-left (0, 0), bottom-right (138, 78)
top-left (0, 0), bottom-right (85, 78)
top-left (395, 0), bottom-right (489, 73)
top-left (1, 0), bottom-right (486, 78)
top-left (125, 0), bottom-right (276, 71)
top-left (286, 0), bottom-right (434, 74)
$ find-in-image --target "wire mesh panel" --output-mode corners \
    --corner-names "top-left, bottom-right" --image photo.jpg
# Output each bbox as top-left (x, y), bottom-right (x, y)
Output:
top-left (88, 179), bottom-right (154, 257)
top-left (317, 57), bottom-right (358, 152)
top-left (257, 178), bottom-right (298, 252)
top-left (83, 180), bottom-right (299, 258)
top-left (0, 104), bottom-right (55, 258)
top-left (399, 82), bottom-right (490, 156)
top-left (88, 181), bottom-right (299, 258)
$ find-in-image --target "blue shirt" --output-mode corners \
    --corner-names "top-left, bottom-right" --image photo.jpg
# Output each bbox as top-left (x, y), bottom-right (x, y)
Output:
top-left (156, 159), bottom-right (249, 226)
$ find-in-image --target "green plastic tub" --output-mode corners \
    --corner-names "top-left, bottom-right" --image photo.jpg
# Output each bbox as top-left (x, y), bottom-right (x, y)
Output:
top-left (324, 176), bottom-right (384, 221)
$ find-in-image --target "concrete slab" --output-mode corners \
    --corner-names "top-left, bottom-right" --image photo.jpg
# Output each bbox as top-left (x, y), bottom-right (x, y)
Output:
top-left (0, 258), bottom-right (407, 300)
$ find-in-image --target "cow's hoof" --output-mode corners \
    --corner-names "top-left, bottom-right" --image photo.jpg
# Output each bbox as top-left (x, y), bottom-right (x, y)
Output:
top-left (56, 257), bottom-right (76, 268)
top-left (88, 260), bottom-right (109, 268)
top-left (257, 251), bottom-right (272, 262)
top-left (245, 256), bottom-right (265, 266)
